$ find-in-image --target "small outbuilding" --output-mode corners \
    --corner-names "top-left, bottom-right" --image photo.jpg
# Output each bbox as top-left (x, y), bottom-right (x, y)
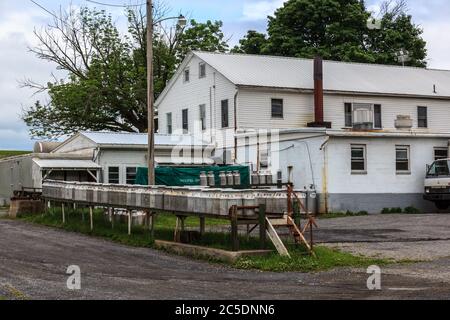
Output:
top-left (0, 131), bottom-right (213, 205)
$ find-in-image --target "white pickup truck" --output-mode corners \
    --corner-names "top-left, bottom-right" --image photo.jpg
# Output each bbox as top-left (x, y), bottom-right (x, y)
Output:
top-left (424, 159), bottom-right (450, 210)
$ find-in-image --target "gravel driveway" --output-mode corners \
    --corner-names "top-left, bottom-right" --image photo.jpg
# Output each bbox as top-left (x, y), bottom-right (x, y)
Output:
top-left (1, 218), bottom-right (450, 300)
top-left (315, 214), bottom-right (450, 261)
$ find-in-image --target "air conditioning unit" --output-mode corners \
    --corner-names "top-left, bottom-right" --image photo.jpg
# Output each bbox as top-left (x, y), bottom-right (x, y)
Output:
top-left (353, 107), bottom-right (373, 130)
top-left (395, 115), bottom-right (413, 129)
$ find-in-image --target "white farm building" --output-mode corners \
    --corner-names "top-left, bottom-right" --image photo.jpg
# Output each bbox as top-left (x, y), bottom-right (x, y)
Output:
top-left (0, 132), bottom-right (212, 206)
top-left (155, 51), bottom-right (450, 213)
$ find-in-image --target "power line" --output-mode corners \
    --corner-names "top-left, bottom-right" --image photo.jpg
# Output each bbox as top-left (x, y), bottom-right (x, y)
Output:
top-left (85, 0), bottom-right (146, 7)
top-left (29, 0), bottom-right (61, 18)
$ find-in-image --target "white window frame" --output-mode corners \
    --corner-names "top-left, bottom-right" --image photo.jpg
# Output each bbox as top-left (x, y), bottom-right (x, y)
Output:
top-left (396, 145), bottom-right (411, 174)
top-left (166, 112), bottom-right (172, 134)
top-left (199, 62), bottom-right (206, 79)
top-left (183, 68), bottom-right (190, 83)
top-left (125, 167), bottom-right (138, 185)
top-left (199, 104), bottom-right (206, 131)
top-left (108, 166), bottom-right (120, 184)
top-left (351, 144), bottom-right (367, 174)
top-left (182, 108), bottom-right (189, 133)
top-left (344, 103), bottom-right (382, 129)
top-left (271, 98), bottom-right (284, 119)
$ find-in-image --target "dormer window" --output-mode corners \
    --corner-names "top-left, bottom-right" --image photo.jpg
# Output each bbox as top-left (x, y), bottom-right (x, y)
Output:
top-left (184, 68), bottom-right (190, 82)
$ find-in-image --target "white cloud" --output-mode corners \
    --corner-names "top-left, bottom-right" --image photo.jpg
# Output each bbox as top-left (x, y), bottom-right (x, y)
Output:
top-left (0, 5), bottom-right (55, 150)
top-left (422, 21), bottom-right (450, 69)
top-left (242, 0), bottom-right (284, 21)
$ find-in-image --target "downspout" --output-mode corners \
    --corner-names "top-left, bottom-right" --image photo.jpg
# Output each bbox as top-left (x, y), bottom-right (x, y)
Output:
top-left (320, 136), bottom-right (330, 214)
top-left (234, 89), bottom-right (239, 164)
top-left (209, 87), bottom-right (213, 144)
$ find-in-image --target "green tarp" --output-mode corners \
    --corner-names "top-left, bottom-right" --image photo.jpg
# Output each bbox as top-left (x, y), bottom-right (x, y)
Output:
top-left (135, 166), bottom-right (250, 187)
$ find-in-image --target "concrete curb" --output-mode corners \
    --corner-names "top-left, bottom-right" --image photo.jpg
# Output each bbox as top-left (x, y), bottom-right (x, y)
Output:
top-left (154, 240), bottom-right (273, 263)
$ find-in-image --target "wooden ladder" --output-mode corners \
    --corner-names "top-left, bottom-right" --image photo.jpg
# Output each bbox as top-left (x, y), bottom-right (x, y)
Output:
top-left (264, 185), bottom-right (318, 257)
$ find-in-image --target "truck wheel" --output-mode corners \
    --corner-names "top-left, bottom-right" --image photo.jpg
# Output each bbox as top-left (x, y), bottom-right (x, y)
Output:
top-left (435, 202), bottom-right (449, 210)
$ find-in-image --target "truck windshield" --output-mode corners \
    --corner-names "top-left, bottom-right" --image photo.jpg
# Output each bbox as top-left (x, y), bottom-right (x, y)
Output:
top-left (427, 160), bottom-right (450, 177)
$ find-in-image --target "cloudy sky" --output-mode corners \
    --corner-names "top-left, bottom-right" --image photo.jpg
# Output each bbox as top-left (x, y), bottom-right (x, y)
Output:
top-left (1, 0), bottom-right (450, 150)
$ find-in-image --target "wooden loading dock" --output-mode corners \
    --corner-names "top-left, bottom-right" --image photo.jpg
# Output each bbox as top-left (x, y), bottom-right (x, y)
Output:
top-left (42, 180), bottom-right (317, 256)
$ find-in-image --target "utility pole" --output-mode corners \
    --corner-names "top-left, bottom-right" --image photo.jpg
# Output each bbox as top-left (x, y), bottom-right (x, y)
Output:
top-left (147, 0), bottom-right (155, 185)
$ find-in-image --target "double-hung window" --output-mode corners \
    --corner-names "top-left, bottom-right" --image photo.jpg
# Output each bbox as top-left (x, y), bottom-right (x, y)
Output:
top-left (199, 104), bottom-right (206, 131)
top-left (182, 109), bottom-right (189, 133)
top-left (108, 167), bottom-right (120, 184)
top-left (271, 99), bottom-right (284, 118)
top-left (418, 106), bottom-right (428, 128)
top-left (351, 145), bottom-right (366, 173)
top-left (166, 113), bottom-right (172, 134)
top-left (199, 63), bottom-right (206, 78)
top-left (221, 100), bottom-right (229, 128)
top-left (126, 167), bottom-right (137, 185)
top-left (396, 146), bottom-right (410, 173)
top-left (183, 68), bottom-right (190, 82)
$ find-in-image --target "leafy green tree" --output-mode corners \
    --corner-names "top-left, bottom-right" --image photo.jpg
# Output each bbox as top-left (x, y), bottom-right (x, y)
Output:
top-left (237, 0), bottom-right (427, 66)
top-left (264, 0), bottom-right (371, 62)
top-left (231, 30), bottom-right (267, 54)
top-left (366, 1), bottom-right (427, 67)
top-left (176, 20), bottom-right (229, 62)
top-left (22, 7), bottom-right (228, 139)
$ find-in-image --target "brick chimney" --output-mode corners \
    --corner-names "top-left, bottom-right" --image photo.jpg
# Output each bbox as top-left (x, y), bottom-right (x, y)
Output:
top-left (308, 56), bottom-right (332, 128)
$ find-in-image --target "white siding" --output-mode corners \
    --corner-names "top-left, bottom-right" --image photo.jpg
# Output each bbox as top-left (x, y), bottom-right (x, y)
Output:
top-left (324, 94), bottom-right (450, 131)
top-left (157, 55), bottom-right (237, 150)
top-left (53, 134), bottom-right (96, 155)
top-left (98, 150), bottom-right (147, 184)
top-left (325, 137), bottom-right (448, 194)
top-left (237, 89), bottom-right (314, 129)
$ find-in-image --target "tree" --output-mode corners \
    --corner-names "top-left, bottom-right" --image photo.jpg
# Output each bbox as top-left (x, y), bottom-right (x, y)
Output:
top-left (231, 30), bottom-right (267, 54)
top-left (264, 0), bottom-right (371, 62)
top-left (22, 5), bottom-right (229, 139)
top-left (176, 20), bottom-right (229, 63)
top-left (367, 0), bottom-right (427, 67)
top-left (236, 0), bottom-right (427, 66)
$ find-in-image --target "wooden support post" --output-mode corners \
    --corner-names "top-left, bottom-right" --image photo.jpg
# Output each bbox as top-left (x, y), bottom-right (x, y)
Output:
top-left (145, 211), bottom-right (150, 230)
top-left (310, 218), bottom-right (314, 251)
top-left (62, 203), bottom-right (65, 224)
top-left (180, 216), bottom-right (185, 232)
top-left (110, 208), bottom-right (114, 229)
top-left (128, 210), bottom-right (132, 236)
top-left (230, 206), bottom-right (239, 252)
top-left (293, 200), bottom-right (301, 229)
top-left (200, 216), bottom-right (205, 237)
top-left (259, 204), bottom-right (267, 250)
top-left (150, 213), bottom-right (156, 239)
top-left (89, 206), bottom-right (94, 231)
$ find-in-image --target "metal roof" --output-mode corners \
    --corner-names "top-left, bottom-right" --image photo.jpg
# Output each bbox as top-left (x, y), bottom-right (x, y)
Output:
top-left (81, 132), bottom-right (208, 147)
top-left (193, 51), bottom-right (450, 98)
top-left (33, 159), bottom-right (101, 169)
